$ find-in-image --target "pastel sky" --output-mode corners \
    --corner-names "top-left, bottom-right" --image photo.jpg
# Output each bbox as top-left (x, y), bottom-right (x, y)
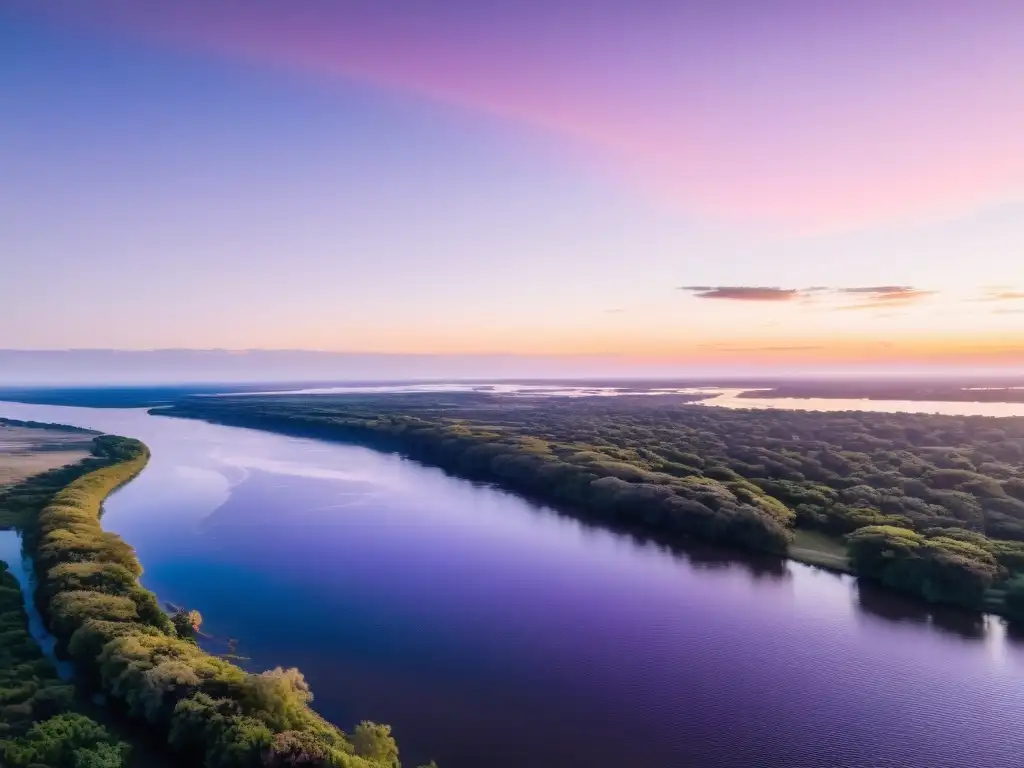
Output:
top-left (2, 1), bottom-right (1023, 375)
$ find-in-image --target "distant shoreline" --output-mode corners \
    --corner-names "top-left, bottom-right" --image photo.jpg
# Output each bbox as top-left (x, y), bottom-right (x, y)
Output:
top-left (738, 384), bottom-right (1024, 404)
top-left (5, 375), bottom-right (1024, 409)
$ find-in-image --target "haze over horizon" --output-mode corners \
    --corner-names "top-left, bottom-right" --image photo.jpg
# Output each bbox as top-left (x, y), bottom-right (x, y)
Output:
top-left (2, 349), bottom-right (1023, 387)
top-left (2, 1), bottom-right (1023, 374)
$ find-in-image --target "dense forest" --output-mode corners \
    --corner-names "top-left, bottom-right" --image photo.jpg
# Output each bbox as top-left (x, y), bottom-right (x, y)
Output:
top-left (0, 417), bottom-right (97, 434)
top-left (1, 439), bottom-right (137, 766)
top-left (0, 432), bottom-right (419, 768)
top-left (1, 559), bottom-right (133, 767)
top-left (162, 393), bottom-right (1024, 616)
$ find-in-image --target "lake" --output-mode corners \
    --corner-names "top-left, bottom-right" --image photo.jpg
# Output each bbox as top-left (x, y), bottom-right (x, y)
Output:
top-left (1, 400), bottom-right (1023, 767)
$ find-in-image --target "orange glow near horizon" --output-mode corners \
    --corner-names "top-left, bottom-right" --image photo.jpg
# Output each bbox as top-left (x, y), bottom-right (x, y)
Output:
top-left (253, 331), bottom-right (1023, 369)
top-left (2, 6), bottom-right (1022, 369)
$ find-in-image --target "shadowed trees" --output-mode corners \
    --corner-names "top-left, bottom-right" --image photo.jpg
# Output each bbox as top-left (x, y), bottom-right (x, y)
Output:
top-left (1, 713), bottom-right (129, 768)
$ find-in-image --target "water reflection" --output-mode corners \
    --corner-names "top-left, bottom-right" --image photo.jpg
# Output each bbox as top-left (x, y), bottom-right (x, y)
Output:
top-left (446, 472), bottom-right (794, 584)
top-left (855, 579), bottom-right (990, 641)
top-left (670, 540), bottom-right (790, 581)
top-left (1, 400), bottom-right (1024, 768)
top-left (1003, 623), bottom-right (1024, 644)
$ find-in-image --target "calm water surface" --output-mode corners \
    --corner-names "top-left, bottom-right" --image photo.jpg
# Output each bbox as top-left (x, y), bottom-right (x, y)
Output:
top-left (2, 401), bottom-right (1024, 767)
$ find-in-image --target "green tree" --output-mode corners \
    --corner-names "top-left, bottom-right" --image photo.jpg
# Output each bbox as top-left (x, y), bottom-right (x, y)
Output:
top-left (351, 722), bottom-right (399, 766)
top-left (1003, 575), bottom-right (1024, 623)
top-left (72, 742), bottom-right (128, 768)
top-left (1, 713), bottom-right (126, 768)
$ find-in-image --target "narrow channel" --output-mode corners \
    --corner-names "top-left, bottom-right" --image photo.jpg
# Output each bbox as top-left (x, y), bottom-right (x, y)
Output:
top-left (0, 529), bottom-right (74, 678)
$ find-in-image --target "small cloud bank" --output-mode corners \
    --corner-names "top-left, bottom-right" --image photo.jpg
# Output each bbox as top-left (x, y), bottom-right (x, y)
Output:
top-left (679, 284), bottom-right (936, 309)
top-left (835, 287), bottom-right (936, 310)
top-left (977, 289), bottom-right (1024, 302)
top-left (837, 285), bottom-right (916, 295)
top-left (677, 286), bottom-right (800, 301)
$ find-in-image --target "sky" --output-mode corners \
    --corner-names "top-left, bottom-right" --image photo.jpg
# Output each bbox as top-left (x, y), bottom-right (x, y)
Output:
top-left (1, 1), bottom-right (1023, 380)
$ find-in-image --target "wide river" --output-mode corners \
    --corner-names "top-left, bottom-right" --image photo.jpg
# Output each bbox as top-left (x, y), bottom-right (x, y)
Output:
top-left (2, 400), bottom-right (1024, 768)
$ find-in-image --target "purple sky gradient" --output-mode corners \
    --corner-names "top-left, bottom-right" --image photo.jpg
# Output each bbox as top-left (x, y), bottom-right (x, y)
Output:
top-left (12, 0), bottom-right (1024, 225)
top-left (1, 2), bottom-right (1022, 374)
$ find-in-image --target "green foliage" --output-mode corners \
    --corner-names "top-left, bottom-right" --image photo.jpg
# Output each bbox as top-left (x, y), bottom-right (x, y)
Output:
top-left (71, 741), bottom-right (126, 768)
top-left (262, 729), bottom-right (329, 766)
top-left (847, 526), bottom-right (1001, 609)
top-left (0, 712), bottom-right (128, 768)
top-left (351, 723), bottom-right (399, 766)
top-left (160, 392), bottom-right (1024, 614)
top-left (25, 435), bottom-right (411, 768)
top-left (1003, 575), bottom-right (1024, 623)
top-left (0, 562), bottom-right (74, 734)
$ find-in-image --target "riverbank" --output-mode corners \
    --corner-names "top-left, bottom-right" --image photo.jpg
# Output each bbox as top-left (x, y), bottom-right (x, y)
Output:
top-left (158, 405), bottom-right (859, 583)
top-left (0, 560), bottom-right (74, 728)
top-left (737, 382), bottom-right (1024, 404)
top-left (0, 431), bottom-right (146, 767)
top-left (157, 395), bottom-right (1024, 618)
top-left (24, 433), bottom-right (408, 768)
top-left (0, 422), bottom-right (414, 768)
top-left (788, 530), bottom-right (851, 573)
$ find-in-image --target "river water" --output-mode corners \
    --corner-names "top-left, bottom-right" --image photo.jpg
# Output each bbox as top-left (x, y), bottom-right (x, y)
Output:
top-left (1, 400), bottom-right (1023, 768)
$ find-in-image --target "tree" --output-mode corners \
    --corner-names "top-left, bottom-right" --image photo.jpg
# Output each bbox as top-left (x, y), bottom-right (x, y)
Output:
top-left (1003, 576), bottom-right (1024, 623)
top-left (848, 525), bottom-right (1000, 610)
top-left (261, 730), bottom-right (329, 766)
top-left (351, 722), bottom-right (399, 766)
top-left (72, 742), bottom-right (128, 768)
top-left (172, 608), bottom-right (203, 639)
top-left (1, 713), bottom-right (126, 768)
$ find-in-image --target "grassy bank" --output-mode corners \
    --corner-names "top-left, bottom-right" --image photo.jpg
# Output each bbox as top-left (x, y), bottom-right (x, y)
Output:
top-left (14, 433), bottom-right (414, 768)
top-left (788, 530), bottom-right (851, 573)
top-left (0, 419), bottom-right (97, 528)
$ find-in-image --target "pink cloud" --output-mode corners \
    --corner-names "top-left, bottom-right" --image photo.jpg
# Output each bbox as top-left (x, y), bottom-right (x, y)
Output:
top-left (978, 289), bottom-right (1024, 301)
top-left (678, 286), bottom-right (801, 301)
top-left (13, 0), bottom-right (1024, 227)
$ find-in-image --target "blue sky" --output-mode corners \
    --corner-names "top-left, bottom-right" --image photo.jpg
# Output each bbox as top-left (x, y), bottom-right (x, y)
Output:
top-left (2, 4), bottom-right (1023, 374)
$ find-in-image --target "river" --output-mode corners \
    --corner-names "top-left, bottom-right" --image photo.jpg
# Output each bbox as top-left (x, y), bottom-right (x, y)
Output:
top-left (1, 400), bottom-right (1023, 768)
